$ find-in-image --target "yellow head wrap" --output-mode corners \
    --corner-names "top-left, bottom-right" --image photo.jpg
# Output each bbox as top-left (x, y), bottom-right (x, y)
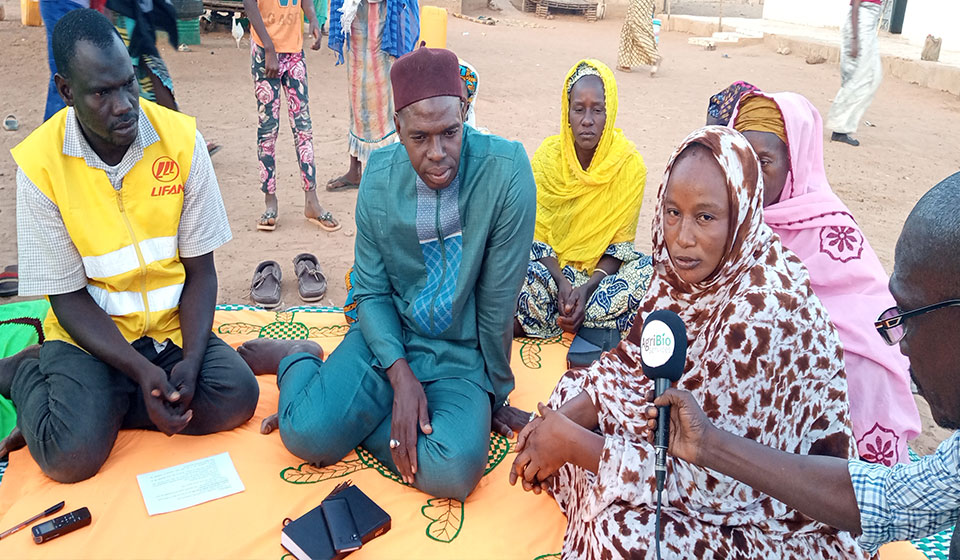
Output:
top-left (733, 94), bottom-right (788, 145)
top-left (530, 59), bottom-right (647, 272)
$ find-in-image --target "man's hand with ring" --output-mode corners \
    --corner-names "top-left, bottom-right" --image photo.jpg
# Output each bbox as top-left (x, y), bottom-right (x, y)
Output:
top-left (386, 359), bottom-right (432, 486)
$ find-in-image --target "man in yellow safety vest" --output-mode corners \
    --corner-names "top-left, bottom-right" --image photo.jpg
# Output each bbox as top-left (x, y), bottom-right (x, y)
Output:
top-left (0, 9), bottom-right (258, 483)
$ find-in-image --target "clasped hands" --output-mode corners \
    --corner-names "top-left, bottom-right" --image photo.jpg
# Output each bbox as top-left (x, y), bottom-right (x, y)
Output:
top-left (139, 357), bottom-right (201, 436)
top-left (509, 390), bottom-right (713, 493)
top-left (557, 279), bottom-right (590, 334)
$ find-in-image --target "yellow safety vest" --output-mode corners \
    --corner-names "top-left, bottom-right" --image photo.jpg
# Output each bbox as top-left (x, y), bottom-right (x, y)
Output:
top-left (11, 100), bottom-right (197, 347)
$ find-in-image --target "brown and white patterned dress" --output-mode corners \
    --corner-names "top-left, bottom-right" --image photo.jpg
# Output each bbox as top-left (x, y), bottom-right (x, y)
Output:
top-left (617, 0), bottom-right (659, 69)
top-left (548, 127), bottom-right (870, 560)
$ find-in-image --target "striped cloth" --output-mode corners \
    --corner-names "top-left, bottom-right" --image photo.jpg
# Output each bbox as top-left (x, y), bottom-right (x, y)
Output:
top-left (346, 1), bottom-right (399, 163)
top-left (616, 0), bottom-right (658, 68)
top-left (328, 0), bottom-right (418, 65)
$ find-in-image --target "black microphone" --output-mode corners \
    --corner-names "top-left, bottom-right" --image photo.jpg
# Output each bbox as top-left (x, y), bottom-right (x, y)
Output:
top-left (639, 309), bottom-right (688, 493)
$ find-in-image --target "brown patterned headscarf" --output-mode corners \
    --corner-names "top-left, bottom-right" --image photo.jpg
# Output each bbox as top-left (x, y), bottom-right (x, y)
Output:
top-left (578, 127), bottom-right (860, 548)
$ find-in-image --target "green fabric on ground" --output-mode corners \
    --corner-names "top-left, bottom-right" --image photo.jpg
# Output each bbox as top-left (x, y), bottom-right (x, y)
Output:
top-left (0, 299), bottom-right (50, 439)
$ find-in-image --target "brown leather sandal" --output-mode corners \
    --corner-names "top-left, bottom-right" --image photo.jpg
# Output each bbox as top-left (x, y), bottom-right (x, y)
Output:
top-left (250, 260), bottom-right (282, 309)
top-left (292, 253), bottom-right (327, 302)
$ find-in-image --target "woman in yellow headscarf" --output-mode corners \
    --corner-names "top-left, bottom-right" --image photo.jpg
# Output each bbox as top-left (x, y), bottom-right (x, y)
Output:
top-left (516, 59), bottom-right (652, 359)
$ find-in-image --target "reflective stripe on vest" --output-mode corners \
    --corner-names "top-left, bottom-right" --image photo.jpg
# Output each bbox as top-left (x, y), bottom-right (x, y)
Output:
top-left (81, 236), bottom-right (178, 279)
top-left (86, 283), bottom-right (185, 316)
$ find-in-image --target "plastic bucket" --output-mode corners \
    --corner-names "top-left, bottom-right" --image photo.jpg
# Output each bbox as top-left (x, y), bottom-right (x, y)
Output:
top-left (21, 0), bottom-right (42, 26)
top-left (419, 5), bottom-right (447, 48)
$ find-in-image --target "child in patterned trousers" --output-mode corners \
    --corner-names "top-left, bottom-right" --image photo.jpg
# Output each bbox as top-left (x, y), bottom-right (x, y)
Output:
top-left (244, 0), bottom-right (340, 232)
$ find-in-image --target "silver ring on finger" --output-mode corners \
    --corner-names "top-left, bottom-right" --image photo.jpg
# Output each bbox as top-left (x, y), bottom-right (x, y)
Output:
top-left (389, 438), bottom-right (400, 449)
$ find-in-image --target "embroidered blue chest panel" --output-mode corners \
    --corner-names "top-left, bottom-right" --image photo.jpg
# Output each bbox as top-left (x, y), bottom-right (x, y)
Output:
top-left (411, 176), bottom-right (463, 336)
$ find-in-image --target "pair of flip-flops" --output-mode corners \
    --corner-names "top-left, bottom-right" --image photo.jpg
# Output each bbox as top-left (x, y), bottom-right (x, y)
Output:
top-left (256, 210), bottom-right (341, 232)
top-left (250, 254), bottom-right (328, 309)
top-left (0, 265), bottom-right (18, 297)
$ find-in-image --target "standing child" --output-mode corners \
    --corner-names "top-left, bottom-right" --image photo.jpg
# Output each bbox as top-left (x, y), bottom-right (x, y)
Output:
top-left (243, 0), bottom-right (340, 232)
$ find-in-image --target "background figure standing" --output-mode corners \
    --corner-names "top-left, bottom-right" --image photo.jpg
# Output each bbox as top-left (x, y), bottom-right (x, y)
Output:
top-left (827, 0), bottom-right (883, 147)
top-left (109, 0), bottom-right (221, 154)
top-left (616, 0), bottom-right (660, 76)
top-left (325, 0), bottom-right (419, 191)
top-left (244, 0), bottom-right (340, 232)
top-left (40, 0), bottom-right (89, 121)
top-left (307, 0), bottom-right (327, 34)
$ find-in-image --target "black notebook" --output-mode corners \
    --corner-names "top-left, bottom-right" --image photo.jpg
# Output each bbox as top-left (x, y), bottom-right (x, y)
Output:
top-left (281, 482), bottom-right (391, 560)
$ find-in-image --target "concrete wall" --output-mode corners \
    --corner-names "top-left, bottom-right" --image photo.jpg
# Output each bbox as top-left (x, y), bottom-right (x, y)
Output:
top-left (762, 0), bottom-right (846, 29)
top-left (764, 0), bottom-right (960, 52)
top-left (900, 0), bottom-right (960, 52)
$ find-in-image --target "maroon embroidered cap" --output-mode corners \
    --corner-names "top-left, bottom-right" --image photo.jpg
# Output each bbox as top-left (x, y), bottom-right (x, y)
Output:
top-left (391, 45), bottom-right (464, 112)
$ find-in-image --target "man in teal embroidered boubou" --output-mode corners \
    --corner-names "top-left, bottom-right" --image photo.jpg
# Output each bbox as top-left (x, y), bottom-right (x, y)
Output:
top-left (240, 47), bottom-right (537, 500)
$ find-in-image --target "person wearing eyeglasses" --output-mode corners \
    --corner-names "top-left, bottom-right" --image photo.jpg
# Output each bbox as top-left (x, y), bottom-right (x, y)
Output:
top-left (646, 171), bottom-right (960, 558)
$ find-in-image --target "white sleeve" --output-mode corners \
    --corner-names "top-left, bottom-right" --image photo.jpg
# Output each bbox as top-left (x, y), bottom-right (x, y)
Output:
top-left (15, 168), bottom-right (87, 296)
top-left (178, 130), bottom-right (232, 258)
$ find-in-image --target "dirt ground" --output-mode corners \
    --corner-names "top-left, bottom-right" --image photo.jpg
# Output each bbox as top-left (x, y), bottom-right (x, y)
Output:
top-left (1, 2), bottom-right (959, 453)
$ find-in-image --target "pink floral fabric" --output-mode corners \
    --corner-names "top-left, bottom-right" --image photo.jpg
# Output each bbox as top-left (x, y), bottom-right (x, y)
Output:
top-left (731, 92), bottom-right (921, 465)
top-left (252, 44), bottom-right (316, 194)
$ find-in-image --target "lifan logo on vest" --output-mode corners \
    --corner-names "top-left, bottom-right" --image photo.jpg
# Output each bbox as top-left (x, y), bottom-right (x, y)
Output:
top-left (152, 156), bottom-right (180, 182)
top-left (151, 183), bottom-right (184, 197)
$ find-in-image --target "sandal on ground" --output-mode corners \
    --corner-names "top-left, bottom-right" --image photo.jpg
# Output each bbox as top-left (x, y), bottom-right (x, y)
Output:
top-left (250, 260), bottom-right (282, 309)
top-left (2, 115), bottom-right (19, 132)
top-left (206, 141), bottom-right (222, 156)
top-left (306, 211), bottom-right (341, 232)
top-left (292, 253), bottom-right (327, 302)
top-left (0, 264), bottom-right (18, 297)
top-left (567, 327), bottom-right (622, 368)
top-left (257, 209), bottom-right (278, 231)
top-left (325, 176), bottom-right (360, 192)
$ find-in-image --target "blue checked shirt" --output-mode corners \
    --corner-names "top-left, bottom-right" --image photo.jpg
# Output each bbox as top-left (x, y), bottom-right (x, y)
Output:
top-left (850, 431), bottom-right (960, 553)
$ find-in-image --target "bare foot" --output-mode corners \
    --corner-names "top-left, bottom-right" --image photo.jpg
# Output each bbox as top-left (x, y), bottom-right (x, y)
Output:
top-left (0, 427), bottom-right (26, 459)
top-left (237, 339), bottom-right (324, 375)
top-left (0, 345), bottom-right (40, 398)
top-left (617, 65), bottom-right (632, 73)
top-left (260, 413), bottom-right (279, 434)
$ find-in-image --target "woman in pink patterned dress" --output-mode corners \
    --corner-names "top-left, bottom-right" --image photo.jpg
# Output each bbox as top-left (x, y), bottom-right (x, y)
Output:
top-left (732, 92), bottom-right (921, 466)
top-left (510, 126), bottom-right (868, 560)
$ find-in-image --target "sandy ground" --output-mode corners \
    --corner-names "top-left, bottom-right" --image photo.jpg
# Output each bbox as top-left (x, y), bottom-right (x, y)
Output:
top-left (1, 2), bottom-right (959, 453)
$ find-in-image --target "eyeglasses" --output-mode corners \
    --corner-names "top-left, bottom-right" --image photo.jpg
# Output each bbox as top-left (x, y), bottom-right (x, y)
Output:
top-left (875, 299), bottom-right (960, 345)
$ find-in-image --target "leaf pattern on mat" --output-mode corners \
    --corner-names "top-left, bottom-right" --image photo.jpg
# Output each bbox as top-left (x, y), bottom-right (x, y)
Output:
top-left (356, 446), bottom-right (407, 485)
top-left (308, 325), bottom-right (350, 338)
top-left (274, 311), bottom-right (295, 323)
top-left (517, 336), bottom-right (564, 369)
top-left (280, 457), bottom-right (366, 484)
top-left (216, 322), bottom-right (260, 335)
top-left (533, 554), bottom-right (561, 560)
top-left (421, 498), bottom-right (464, 543)
top-left (519, 339), bottom-right (544, 369)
